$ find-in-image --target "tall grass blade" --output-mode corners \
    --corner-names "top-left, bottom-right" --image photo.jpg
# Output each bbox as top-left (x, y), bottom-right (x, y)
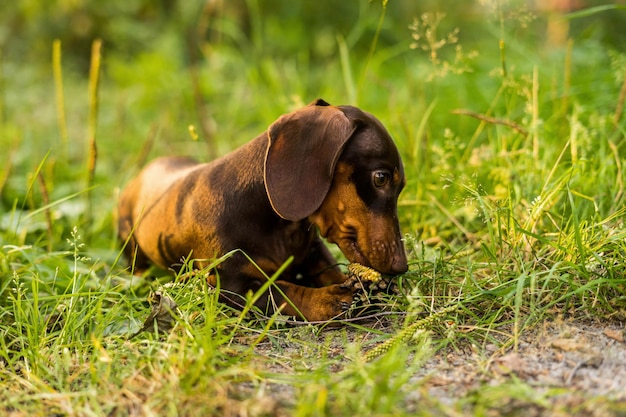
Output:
top-left (13, 151), bottom-right (50, 233)
top-left (565, 4), bottom-right (626, 19)
top-left (614, 71), bottom-right (626, 129)
top-left (0, 48), bottom-right (4, 126)
top-left (569, 107), bottom-right (579, 163)
top-left (85, 39), bottom-right (101, 232)
top-left (413, 100), bottom-right (436, 163)
top-left (337, 35), bottom-right (357, 104)
top-left (562, 39), bottom-right (573, 116)
top-left (36, 173), bottom-right (52, 252)
top-left (567, 185), bottom-right (585, 263)
top-left (52, 40), bottom-right (68, 154)
top-left (532, 65), bottom-right (539, 161)
top-left (498, 3), bottom-right (507, 77)
top-left (357, 0), bottom-right (387, 93)
top-left (513, 272), bottom-right (527, 352)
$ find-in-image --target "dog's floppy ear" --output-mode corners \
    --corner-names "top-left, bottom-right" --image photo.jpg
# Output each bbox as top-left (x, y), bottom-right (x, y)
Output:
top-left (264, 99), bottom-right (357, 221)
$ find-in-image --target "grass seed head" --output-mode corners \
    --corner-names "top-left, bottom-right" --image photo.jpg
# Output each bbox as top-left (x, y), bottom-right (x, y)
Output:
top-left (347, 263), bottom-right (382, 283)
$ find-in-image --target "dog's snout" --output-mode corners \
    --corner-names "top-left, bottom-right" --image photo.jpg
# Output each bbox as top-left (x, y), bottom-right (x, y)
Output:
top-left (370, 238), bottom-right (408, 275)
top-left (386, 239), bottom-right (408, 274)
top-left (390, 254), bottom-right (408, 274)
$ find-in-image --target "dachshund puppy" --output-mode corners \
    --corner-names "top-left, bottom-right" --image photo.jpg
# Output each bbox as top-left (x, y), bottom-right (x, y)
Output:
top-left (118, 99), bottom-right (407, 322)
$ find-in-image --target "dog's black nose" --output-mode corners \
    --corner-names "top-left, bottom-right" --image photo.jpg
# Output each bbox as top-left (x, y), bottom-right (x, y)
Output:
top-left (391, 260), bottom-right (408, 274)
top-left (388, 251), bottom-right (408, 274)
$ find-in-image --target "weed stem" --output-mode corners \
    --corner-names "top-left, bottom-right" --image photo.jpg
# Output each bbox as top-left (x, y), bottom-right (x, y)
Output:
top-left (52, 40), bottom-right (68, 155)
top-left (85, 39), bottom-right (101, 233)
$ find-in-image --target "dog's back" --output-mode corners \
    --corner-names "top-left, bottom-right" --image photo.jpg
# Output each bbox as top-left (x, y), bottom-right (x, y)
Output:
top-left (118, 156), bottom-right (201, 270)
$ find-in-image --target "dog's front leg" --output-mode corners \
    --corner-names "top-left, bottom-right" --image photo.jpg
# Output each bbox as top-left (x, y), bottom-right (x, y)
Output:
top-left (211, 255), bottom-right (353, 322)
top-left (298, 238), bottom-right (347, 287)
top-left (268, 280), bottom-right (355, 322)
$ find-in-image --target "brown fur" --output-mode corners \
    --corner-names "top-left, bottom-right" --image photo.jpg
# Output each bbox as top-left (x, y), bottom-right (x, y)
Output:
top-left (118, 99), bottom-right (407, 322)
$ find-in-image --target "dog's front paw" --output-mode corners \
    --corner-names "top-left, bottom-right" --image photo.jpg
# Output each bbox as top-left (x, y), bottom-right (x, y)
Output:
top-left (305, 284), bottom-right (354, 322)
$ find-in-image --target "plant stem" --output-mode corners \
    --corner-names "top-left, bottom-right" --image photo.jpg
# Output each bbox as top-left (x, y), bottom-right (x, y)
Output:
top-left (85, 39), bottom-right (101, 232)
top-left (52, 39), bottom-right (69, 155)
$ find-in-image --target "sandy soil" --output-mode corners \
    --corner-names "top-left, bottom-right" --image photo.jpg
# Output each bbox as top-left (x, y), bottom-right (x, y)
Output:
top-left (243, 316), bottom-right (626, 416)
top-left (414, 317), bottom-right (626, 414)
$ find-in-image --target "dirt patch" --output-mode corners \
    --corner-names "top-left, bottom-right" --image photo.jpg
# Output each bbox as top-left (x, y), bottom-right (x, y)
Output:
top-left (413, 317), bottom-right (626, 413)
top-left (247, 316), bottom-right (626, 415)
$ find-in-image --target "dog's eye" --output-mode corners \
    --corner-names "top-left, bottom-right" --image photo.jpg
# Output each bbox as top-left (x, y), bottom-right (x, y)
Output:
top-left (372, 171), bottom-right (390, 188)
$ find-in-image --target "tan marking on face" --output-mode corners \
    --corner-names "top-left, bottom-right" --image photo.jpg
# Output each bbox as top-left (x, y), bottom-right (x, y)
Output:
top-left (308, 162), bottom-right (406, 274)
top-left (393, 167), bottom-right (402, 186)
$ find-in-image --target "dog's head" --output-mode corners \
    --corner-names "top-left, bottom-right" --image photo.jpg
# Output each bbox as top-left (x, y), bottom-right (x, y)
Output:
top-left (264, 99), bottom-right (408, 274)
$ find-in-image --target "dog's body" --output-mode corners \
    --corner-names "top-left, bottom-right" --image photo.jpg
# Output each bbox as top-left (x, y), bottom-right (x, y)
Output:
top-left (118, 99), bottom-right (407, 321)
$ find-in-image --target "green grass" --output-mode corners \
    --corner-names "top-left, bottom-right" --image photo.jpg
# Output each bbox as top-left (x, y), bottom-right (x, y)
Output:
top-left (1, 0), bottom-right (626, 415)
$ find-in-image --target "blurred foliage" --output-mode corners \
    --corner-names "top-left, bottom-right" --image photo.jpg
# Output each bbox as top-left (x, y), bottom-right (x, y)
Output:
top-left (2, 0), bottom-right (625, 66)
top-left (0, 0), bottom-right (625, 247)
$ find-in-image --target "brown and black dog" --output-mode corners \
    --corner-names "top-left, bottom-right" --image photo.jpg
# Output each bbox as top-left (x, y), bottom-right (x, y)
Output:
top-left (118, 99), bottom-right (407, 322)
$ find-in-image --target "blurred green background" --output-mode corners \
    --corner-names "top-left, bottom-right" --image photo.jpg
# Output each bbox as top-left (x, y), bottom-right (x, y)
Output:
top-left (1, 0), bottom-right (625, 252)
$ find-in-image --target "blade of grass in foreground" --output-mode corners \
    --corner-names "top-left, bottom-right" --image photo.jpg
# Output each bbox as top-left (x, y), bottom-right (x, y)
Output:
top-left (52, 39), bottom-right (68, 155)
top-left (84, 39), bottom-right (101, 235)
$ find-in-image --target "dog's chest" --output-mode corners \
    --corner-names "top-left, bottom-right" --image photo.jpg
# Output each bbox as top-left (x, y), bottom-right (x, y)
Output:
top-left (246, 219), bottom-right (316, 266)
